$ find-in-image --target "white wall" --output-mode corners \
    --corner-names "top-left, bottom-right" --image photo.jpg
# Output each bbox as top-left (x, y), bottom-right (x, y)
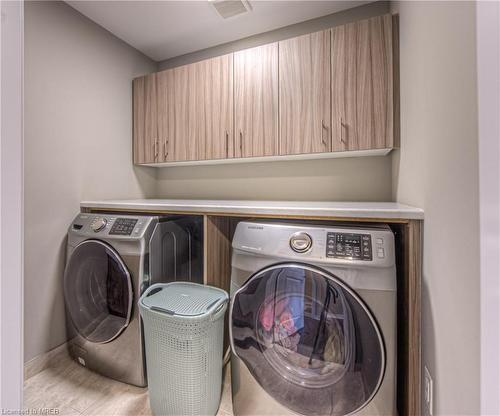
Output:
top-left (477, 1), bottom-right (500, 413)
top-left (391, 1), bottom-right (480, 414)
top-left (23, 1), bottom-right (157, 362)
top-left (1, 0), bottom-right (24, 410)
top-left (155, 156), bottom-right (393, 201)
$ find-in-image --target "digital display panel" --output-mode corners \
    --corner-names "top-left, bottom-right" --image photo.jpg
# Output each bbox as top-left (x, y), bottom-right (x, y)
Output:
top-left (326, 232), bottom-right (372, 260)
top-left (109, 218), bottom-right (138, 236)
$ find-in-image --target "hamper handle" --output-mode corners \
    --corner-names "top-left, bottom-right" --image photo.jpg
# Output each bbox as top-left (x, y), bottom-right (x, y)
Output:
top-left (150, 306), bottom-right (175, 315)
top-left (210, 298), bottom-right (228, 322)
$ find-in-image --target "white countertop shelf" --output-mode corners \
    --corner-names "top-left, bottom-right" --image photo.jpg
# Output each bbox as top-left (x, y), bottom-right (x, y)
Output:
top-left (81, 199), bottom-right (424, 220)
top-left (138, 148), bottom-right (392, 168)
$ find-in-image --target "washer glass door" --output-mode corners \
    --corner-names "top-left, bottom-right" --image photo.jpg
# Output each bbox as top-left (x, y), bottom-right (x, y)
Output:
top-left (64, 240), bottom-right (133, 343)
top-left (230, 263), bottom-right (385, 416)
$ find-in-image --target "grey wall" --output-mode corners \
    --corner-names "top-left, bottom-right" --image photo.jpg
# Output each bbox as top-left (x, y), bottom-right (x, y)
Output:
top-left (155, 1), bottom-right (393, 202)
top-left (391, 1), bottom-right (480, 414)
top-left (155, 157), bottom-right (393, 201)
top-left (24, 1), bottom-right (158, 362)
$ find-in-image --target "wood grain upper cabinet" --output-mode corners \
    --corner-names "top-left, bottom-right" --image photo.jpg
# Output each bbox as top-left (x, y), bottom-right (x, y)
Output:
top-left (133, 73), bottom-right (158, 164)
top-left (194, 54), bottom-right (233, 161)
top-left (167, 64), bottom-right (198, 162)
top-left (156, 69), bottom-right (175, 162)
top-left (279, 31), bottom-right (331, 155)
top-left (234, 43), bottom-right (278, 158)
top-left (167, 55), bottom-right (233, 162)
top-left (331, 14), bottom-right (394, 151)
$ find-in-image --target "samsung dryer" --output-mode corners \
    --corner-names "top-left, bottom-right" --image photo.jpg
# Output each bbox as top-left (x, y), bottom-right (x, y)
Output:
top-left (64, 213), bottom-right (203, 387)
top-left (230, 221), bottom-right (397, 416)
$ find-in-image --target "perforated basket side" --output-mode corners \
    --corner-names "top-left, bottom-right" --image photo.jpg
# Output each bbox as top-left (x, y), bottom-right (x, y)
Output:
top-left (140, 300), bottom-right (226, 416)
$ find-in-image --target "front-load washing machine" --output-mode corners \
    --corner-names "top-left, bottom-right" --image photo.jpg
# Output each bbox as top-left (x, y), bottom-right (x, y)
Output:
top-left (230, 221), bottom-right (397, 416)
top-left (64, 213), bottom-right (203, 387)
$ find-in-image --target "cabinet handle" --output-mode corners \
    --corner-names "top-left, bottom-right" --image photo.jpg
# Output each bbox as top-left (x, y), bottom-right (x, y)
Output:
top-left (225, 130), bottom-right (229, 158)
top-left (163, 139), bottom-right (168, 159)
top-left (321, 120), bottom-right (329, 147)
top-left (153, 140), bottom-right (159, 161)
top-left (239, 131), bottom-right (243, 156)
top-left (340, 117), bottom-right (346, 144)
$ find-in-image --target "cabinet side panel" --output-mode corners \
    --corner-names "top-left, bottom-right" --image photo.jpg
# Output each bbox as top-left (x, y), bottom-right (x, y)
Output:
top-left (132, 77), bottom-right (145, 164)
top-left (401, 220), bottom-right (422, 416)
top-left (144, 74), bottom-right (158, 163)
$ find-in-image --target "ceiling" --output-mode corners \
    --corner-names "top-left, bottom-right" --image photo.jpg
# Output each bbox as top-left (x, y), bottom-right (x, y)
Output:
top-left (66, 1), bottom-right (370, 62)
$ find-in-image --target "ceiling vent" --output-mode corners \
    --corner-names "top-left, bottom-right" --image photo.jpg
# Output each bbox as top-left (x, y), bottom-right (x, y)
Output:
top-left (210, 0), bottom-right (252, 19)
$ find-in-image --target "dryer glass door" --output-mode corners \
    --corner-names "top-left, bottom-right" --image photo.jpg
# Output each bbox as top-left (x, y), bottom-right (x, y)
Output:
top-left (230, 263), bottom-right (385, 416)
top-left (64, 240), bottom-right (133, 344)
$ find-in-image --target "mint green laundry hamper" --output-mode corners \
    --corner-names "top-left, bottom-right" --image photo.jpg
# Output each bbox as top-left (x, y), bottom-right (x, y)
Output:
top-left (139, 282), bottom-right (229, 416)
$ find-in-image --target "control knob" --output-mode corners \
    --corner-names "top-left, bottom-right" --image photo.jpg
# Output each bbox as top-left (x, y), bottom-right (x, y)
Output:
top-left (290, 232), bottom-right (313, 253)
top-left (91, 217), bottom-right (107, 232)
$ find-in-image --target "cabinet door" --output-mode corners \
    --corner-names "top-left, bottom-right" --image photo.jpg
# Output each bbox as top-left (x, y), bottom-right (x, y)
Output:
top-left (279, 31), bottom-right (331, 155)
top-left (156, 69), bottom-right (175, 162)
top-left (234, 43), bottom-right (278, 158)
top-left (169, 55), bottom-right (232, 162)
top-left (194, 54), bottom-right (233, 160)
top-left (170, 64), bottom-right (198, 162)
top-left (332, 14), bottom-right (393, 151)
top-left (133, 74), bottom-right (158, 164)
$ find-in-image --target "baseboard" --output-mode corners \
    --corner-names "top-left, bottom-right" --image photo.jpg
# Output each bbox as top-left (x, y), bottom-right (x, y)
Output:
top-left (24, 342), bottom-right (69, 380)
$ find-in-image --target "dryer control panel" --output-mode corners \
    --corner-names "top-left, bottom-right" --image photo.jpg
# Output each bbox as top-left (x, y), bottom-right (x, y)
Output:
top-left (109, 218), bottom-right (138, 236)
top-left (70, 214), bottom-right (154, 239)
top-left (326, 232), bottom-right (372, 261)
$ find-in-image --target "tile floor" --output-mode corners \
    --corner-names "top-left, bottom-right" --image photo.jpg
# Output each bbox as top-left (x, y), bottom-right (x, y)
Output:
top-left (24, 353), bottom-right (233, 416)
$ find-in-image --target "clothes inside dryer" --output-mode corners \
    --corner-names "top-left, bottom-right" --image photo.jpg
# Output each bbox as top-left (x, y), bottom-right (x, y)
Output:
top-left (231, 264), bottom-right (385, 416)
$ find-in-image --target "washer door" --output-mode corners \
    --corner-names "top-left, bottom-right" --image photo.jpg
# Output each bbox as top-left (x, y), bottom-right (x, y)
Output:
top-left (230, 263), bottom-right (385, 416)
top-left (64, 240), bottom-right (133, 344)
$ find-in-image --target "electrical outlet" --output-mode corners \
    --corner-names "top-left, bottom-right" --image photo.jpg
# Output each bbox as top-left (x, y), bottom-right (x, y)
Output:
top-left (424, 366), bottom-right (433, 416)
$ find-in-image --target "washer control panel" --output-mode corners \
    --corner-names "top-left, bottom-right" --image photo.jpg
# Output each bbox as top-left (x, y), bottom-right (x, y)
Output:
top-left (109, 218), bottom-right (138, 236)
top-left (326, 232), bottom-right (372, 261)
top-left (233, 221), bottom-right (395, 267)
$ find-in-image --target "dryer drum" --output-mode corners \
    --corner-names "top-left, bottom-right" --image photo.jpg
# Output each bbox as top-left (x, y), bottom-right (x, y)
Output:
top-left (230, 263), bottom-right (386, 416)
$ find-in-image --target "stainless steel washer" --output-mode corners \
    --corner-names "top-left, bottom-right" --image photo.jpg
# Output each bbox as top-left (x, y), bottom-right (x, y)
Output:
top-left (230, 221), bottom-right (397, 416)
top-left (64, 213), bottom-right (203, 387)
